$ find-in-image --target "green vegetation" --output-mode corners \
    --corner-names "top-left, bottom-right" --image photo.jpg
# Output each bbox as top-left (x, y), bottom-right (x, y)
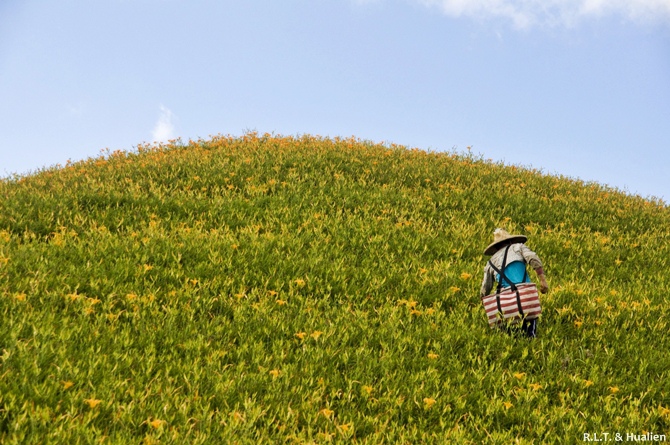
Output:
top-left (1, 133), bottom-right (668, 443)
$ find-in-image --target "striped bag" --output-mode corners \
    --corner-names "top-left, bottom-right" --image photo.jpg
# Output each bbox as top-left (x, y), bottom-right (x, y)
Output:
top-left (481, 245), bottom-right (542, 328)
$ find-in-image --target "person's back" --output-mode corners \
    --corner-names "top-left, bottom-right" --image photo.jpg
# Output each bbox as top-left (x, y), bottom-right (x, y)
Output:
top-left (480, 229), bottom-right (548, 338)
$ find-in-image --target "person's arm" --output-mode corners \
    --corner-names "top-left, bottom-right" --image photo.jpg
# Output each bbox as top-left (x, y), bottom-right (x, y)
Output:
top-left (519, 244), bottom-right (548, 294)
top-left (480, 265), bottom-right (494, 298)
top-left (535, 266), bottom-right (549, 294)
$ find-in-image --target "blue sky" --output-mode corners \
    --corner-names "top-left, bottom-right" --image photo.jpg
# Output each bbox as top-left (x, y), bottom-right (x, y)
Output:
top-left (1, 0), bottom-right (669, 201)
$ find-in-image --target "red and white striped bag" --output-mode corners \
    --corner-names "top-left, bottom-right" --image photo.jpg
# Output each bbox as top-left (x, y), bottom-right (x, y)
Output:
top-left (481, 244), bottom-right (542, 328)
top-left (481, 282), bottom-right (541, 328)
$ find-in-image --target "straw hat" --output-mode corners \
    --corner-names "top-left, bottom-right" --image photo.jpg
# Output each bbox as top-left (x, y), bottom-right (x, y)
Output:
top-left (484, 228), bottom-right (528, 255)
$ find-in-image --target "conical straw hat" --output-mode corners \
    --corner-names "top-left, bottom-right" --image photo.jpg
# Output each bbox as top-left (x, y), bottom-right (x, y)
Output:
top-left (483, 228), bottom-right (528, 255)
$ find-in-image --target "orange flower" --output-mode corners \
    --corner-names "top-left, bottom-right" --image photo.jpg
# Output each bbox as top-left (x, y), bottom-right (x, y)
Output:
top-left (423, 397), bottom-right (436, 409)
top-left (84, 398), bottom-right (102, 409)
top-left (339, 423), bottom-right (352, 433)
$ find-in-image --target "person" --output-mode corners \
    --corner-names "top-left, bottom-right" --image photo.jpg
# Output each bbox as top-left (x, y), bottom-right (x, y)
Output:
top-left (480, 228), bottom-right (548, 338)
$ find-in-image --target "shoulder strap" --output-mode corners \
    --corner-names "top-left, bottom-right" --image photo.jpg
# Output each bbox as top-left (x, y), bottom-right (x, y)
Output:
top-left (488, 244), bottom-right (526, 318)
top-left (488, 244), bottom-right (516, 293)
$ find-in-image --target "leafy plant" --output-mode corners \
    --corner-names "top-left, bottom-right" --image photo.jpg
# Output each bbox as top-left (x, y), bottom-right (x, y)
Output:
top-left (0, 133), bottom-right (668, 443)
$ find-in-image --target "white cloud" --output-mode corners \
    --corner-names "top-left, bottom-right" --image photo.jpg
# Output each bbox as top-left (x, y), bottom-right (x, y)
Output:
top-left (413, 0), bottom-right (670, 29)
top-left (151, 104), bottom-right (176, 142)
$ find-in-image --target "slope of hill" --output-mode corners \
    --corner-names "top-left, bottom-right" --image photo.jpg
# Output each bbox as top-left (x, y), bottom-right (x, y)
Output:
top-left (1, 133), bottom-right (669, 443)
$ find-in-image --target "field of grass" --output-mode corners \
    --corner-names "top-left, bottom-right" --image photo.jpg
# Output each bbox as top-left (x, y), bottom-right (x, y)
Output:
top-left (1, 133), bottom-right (669, 444)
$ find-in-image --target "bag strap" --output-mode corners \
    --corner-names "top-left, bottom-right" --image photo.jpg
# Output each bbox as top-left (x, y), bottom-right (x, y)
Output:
top-left (488, 245), bottom-right (515, 293)
top-left (488, 244), bottom-right (530, 291)
top-left (488, 244), bottom-right (525, 318)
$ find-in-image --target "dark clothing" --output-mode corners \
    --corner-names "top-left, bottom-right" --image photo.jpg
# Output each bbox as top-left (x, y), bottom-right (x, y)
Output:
top-left (506, 318), bottom-right (538, 339)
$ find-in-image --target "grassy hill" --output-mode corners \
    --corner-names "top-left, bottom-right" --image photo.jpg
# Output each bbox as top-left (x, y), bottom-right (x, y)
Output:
top-left (1, 133), bottom-right (669, 443)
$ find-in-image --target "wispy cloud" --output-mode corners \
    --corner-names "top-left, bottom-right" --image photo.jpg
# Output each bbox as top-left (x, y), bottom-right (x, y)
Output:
top-left (412, 0), bottom-right (670, 29)
top-left (151, 105), bottom-right (176, 142)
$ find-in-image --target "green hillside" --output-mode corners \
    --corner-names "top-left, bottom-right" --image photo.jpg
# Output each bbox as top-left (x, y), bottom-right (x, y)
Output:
top-left (1, 133), bottom-right (669, 444)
